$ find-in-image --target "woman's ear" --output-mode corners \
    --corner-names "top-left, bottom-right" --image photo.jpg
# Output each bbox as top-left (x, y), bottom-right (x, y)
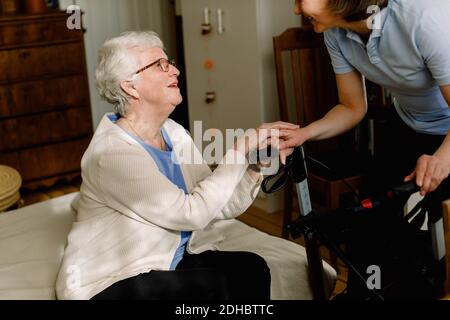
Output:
top-left (120, 80), bottom-right (139, 99)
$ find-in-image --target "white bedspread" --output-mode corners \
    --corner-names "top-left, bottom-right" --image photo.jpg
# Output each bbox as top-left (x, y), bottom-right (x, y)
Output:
top-left (0, 193), bottom-right (336, 300)
top-left (0, 193), bottom-right (77, 300)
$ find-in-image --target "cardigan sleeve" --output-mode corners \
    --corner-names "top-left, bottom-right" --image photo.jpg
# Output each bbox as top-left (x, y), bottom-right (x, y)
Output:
top-left (218, 170), bottom-right (262, 218)
top-left (95, 136), bottom-right (249, 232)
top-left (165, 118), bottom-right (261, 220)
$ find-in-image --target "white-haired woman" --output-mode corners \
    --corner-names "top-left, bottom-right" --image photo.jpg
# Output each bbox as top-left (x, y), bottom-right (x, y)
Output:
top-left (55, 31), bottom-right (298, 300)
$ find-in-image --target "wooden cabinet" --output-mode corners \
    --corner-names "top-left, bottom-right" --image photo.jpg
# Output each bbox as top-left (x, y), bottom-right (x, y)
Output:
top-left (0, 11), bottom-right (92, 188)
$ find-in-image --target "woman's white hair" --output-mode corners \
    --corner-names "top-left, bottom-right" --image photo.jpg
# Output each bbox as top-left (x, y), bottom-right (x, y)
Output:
top-left (95, 31), bottom-right (164, 116)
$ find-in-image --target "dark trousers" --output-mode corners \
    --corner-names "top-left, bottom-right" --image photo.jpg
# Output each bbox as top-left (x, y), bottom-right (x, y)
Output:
top-left (91, 250), bottom-right (271, 300)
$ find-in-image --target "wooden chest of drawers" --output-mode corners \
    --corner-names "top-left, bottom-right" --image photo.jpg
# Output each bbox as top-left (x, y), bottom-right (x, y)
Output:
top-left (0, 11), bottom-right (93, 189)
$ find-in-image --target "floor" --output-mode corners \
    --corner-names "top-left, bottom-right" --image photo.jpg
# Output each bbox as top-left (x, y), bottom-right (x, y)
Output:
top-left (20, 176), bottom-right (82, 207)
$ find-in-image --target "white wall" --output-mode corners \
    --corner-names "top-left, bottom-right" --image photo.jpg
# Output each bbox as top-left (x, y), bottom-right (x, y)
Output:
top-left (256, 1), bottom-right (302, 122)
top-left (60, 0), bottom-right (168, 128)
top-left (180, 0), bottom-right (262, 133)
top-left (180, 0), bottom-right (301, 133)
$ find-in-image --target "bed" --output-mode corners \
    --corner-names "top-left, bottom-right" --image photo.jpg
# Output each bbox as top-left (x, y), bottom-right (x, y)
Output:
top-left (0, 192), bottom-right (337, 300)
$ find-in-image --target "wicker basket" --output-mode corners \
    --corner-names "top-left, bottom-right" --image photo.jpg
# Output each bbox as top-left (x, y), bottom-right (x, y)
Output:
top-left (0, 165), bottom-right (22, 212)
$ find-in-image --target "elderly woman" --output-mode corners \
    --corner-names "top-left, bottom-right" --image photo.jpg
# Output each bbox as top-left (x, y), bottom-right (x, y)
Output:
top-left (55, 31), bottom-right (300, 300)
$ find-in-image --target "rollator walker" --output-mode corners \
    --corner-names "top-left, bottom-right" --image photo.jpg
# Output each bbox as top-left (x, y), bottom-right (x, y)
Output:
top-left (261, 146), bottom-right (447, 300)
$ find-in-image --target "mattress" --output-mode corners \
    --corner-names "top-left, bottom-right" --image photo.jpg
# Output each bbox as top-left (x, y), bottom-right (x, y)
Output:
top-left (0, 193), bottom-right (77, 300)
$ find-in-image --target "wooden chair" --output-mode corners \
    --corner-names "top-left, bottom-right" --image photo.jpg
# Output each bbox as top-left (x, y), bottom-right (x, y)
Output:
top-left (442, 200), bottom-right (450, 298)
top-left (273, 26), bottom-right (364, 239)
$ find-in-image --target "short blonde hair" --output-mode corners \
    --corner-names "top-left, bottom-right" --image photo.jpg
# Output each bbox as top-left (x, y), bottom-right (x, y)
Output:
top-left (95, 31), bottom-right (164, 116)
top-left (328, 0), bottom-right (388, 21)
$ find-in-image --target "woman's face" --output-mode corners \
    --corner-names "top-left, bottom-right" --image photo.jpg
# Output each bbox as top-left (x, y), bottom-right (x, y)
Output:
top-left (294, 0), bottom-right (345, 33)
top-left (134, 47), bottom-right (182, 110)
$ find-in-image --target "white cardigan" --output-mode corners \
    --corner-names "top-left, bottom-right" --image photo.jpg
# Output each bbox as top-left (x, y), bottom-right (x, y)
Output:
top-left (56, 114), bottom-right (262, 300)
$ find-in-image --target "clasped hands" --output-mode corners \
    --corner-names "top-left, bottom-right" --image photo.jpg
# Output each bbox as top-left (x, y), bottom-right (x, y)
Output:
top-left (234, 121), bottom-right (301, 171)
top-left (235, 123), bottom-right (450, 195)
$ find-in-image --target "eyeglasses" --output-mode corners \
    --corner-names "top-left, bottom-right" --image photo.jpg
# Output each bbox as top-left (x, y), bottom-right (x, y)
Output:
top-left (135, 58), bottom-right (177, 75)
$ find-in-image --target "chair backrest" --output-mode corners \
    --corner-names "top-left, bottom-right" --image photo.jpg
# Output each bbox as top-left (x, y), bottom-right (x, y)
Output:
top-left (273, 26), bottom-right (354, 156)
top-left (442, 200), bottom-right (450, 297)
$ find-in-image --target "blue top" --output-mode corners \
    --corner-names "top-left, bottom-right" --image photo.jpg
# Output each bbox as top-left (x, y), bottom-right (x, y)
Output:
top-left (324, 0), bottom-right (450, 135)
top-left (108, 114), bottom-right (191, 270)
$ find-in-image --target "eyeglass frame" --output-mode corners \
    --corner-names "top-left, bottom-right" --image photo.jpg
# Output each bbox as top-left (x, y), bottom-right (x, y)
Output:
top-left (135, 58), bottom-right (177, 75)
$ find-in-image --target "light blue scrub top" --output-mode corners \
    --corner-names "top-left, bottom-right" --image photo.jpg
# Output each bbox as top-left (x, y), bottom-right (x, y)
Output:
top-left (324, 0), bottom-right (450, 135)
top-left (108, 114), bottom-right (191, 270)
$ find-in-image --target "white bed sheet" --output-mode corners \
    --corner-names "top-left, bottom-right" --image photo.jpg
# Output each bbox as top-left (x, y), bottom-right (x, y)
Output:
top-left (0, 193), bottom-right (77, 300)
top-left (0, 192), bottom-right (336, 300)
